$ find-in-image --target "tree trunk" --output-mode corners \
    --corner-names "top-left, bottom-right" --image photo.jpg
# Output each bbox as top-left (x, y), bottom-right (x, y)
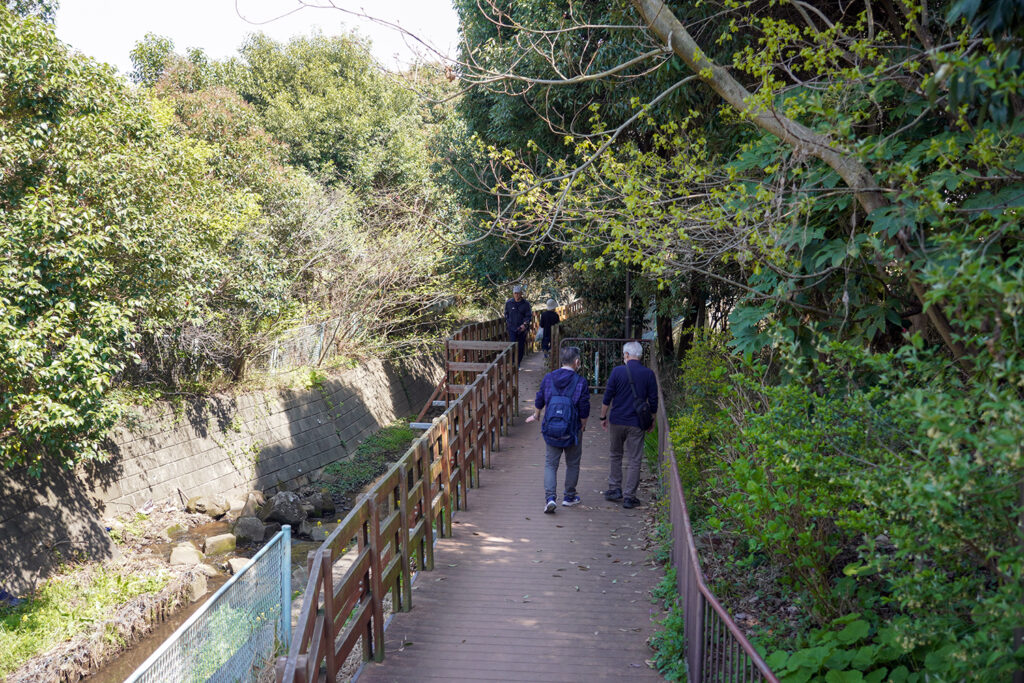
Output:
top-left (656, 289), bottom-right (675, 361)
top-left (677, 275), bottom-right (707, 360)
top-left (629, 0), bottom-right (972, 373)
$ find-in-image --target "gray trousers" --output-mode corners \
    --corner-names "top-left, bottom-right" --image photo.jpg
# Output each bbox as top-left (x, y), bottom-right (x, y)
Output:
top-left (608, 424), bottom-right (645, 498)
top-left (545, 440), bottom-right (582, 500)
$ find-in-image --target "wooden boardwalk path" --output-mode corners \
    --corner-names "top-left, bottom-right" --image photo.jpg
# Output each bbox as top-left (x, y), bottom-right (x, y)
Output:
top-left (357, 351), bottom-right (664, 682)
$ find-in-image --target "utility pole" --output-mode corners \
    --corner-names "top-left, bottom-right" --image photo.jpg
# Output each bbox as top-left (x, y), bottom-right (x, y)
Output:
top-left (624, 268), bottom-right (631, 339)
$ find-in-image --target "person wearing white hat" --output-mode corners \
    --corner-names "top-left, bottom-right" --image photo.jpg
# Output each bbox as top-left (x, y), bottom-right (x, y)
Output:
top-left (538, 299), bottom-right (560, 359)
top-left (504, 284), bottom-right (532, 364)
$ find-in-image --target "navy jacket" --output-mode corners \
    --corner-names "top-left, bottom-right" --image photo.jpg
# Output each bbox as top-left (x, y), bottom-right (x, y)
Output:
top-left (535, 368), bottom-right (591, 434)
top-left (504, 298), bottom-right (532, 335)
top-left (602, 360), bottom-right (658, 428)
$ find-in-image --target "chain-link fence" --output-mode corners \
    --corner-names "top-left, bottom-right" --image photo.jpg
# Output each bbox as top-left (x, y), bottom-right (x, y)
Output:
top-left (249, 318), bottom-right (354, 374)
top-left (125, 527), bottom-right (292, 683)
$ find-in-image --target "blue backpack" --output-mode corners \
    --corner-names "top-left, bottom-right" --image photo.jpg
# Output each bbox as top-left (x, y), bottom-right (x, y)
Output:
top-left (541, 375), bottom-right (582, 447)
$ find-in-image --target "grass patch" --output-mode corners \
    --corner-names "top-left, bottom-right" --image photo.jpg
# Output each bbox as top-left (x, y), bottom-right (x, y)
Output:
top-left (0, 562), bottom-right (170, 677)
top-left (322, 419), bottom-right (417, 500)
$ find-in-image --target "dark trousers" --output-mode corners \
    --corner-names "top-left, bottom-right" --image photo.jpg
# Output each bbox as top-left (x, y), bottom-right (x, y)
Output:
top-left (608, 423), bottom-right (645, 498)
top-left (509, 329), bottom-right (526, 364)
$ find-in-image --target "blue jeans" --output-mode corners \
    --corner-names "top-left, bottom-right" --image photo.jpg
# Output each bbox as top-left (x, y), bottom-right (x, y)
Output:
top-left (544, 439), bottom-right (582, 500)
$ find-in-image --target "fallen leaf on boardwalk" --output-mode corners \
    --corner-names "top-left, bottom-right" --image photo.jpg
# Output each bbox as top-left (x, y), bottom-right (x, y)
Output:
top-left (448, 564), bottom-right (459, 567)
top-left (645, 660), bottom-right (656, 669)
top-left (403, 641), bottom-right (414, 647)
top-left (531, 560), bottom-right (542, 563)
top-left (472, 532), bottom-right (480, 536)
top-left (612, 579), bottom-right (618, 584)
top-left (630, 663), bottom-right (643, 668)
top-left (619, 627), bottom-right (641, 632)
top-left (574, 586), bottom-right (580, 591)
top-left (555, 525), bottom-right (563, 528)
top-left (577, 565), bottom-right (589, 571)
top-left (522, 594), bottom-right (529, 599)
top-left (524, 517), bottom-right (530, 520)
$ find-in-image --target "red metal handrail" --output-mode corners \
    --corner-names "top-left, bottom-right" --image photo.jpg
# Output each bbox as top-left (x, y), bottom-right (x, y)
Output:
top-left (655, 370), bottom-right (778, 682)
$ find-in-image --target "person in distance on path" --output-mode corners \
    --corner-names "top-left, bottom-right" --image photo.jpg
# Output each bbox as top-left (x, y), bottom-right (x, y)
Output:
top-left (526, 346), bottom-right (590, 513)
top-left (599, 341), bottom-right (657, 509)
top-left (538, 298), bottom-right (560, 360)
top-left (504, 284), bottom-right (532, 365)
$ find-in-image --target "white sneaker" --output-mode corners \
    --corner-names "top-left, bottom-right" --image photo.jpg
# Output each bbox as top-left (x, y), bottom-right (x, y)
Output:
top-left (544, 499), bottom-right (557, 514)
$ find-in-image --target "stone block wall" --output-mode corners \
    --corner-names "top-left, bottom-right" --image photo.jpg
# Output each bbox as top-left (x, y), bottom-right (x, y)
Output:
top-left (0, 355), bottom-right (443, 594)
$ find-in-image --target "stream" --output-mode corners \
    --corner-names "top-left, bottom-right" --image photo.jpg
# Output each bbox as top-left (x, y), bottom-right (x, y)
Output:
top-left (82, 521), bottom-right (327, 682)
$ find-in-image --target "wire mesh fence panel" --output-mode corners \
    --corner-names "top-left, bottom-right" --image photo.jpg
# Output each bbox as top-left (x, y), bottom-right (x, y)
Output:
top-left (558, 337), bottom-right (652, 391)
top-left (125, 528), bottom-right (292, 683)
top-left (249, 319), bottom-right (350, 374)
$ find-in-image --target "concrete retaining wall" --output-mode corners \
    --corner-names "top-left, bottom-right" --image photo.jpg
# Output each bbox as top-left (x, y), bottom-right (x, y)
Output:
top-left (0, 355), bottom-right (443, 594)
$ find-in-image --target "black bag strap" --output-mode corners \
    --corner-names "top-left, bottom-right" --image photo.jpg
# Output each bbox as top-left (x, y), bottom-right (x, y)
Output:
top-left (624, 362), bottom-right (647, 410)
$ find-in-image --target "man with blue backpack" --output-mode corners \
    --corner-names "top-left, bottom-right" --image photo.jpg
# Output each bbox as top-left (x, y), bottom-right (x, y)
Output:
top-left (526, 346), bottom-right (591, 513)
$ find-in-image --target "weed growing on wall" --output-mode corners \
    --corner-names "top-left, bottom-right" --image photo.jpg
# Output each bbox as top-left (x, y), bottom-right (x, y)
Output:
top-left (321, 419), bottom-right (417, 501)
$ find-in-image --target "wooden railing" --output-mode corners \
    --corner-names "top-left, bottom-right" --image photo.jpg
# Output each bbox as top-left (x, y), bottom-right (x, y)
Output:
top-left (422, 299), bottom-right (585, 419)
top-left (276, 302), bottom-right (585, 682)
top-left (275, 335), bottom-right (517, 681)
top-left (655, 370), bottom-right (779, 682)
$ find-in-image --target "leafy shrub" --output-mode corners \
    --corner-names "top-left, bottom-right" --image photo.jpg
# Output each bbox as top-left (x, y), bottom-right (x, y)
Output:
top-left (322, 420), bottom-right (417, 500)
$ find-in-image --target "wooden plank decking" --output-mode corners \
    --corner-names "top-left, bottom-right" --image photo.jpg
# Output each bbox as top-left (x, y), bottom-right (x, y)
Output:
top-left (357, 351), bottom-right (664, 682)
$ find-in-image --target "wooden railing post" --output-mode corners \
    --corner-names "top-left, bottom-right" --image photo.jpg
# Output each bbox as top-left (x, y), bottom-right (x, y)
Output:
top-left (419, 438), bottom-right (435, 570)
top-left (368, 497), bottom-right (385, 662)
top-left (397, 462), bottom-right (412, 612)
top-left (320, 547), bottom-right (338, 678)
top-left (440, 416), bottom-right (453, 537)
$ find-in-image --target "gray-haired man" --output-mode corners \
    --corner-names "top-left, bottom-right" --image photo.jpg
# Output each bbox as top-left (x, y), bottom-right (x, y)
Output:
top-left (599, 341), bottom-right (657, 508)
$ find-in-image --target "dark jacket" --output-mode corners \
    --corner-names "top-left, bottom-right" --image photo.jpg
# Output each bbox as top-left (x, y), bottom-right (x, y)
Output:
top-left (535, 368), bottom-right (591, 433)
top-left (539, 310), bottom-right (560, 339)
top-left (504, 297), bottom-right (532, 335)
top-left (602, 360), bottom-right (658, 428)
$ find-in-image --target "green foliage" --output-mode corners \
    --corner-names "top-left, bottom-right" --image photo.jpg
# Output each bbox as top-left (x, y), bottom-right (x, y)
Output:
top-left (674, 332), bottom-right (1024, 679)
top-left (189, 602), bottom-right (278, 682)
top-left (0, 562), bottom-right (169, 676)
top-left (129, 33), bottom-right (174, 86)
top-left (1, 10), bottom-right (460, 471)
top-left (3, 0), bottom-right (56, 22)
top-left (648, 567), bottom-right (687, 682)
top-left (322, 420), bottom-right (417, 499)
top-left (229, 32), bottom-right (426, 190)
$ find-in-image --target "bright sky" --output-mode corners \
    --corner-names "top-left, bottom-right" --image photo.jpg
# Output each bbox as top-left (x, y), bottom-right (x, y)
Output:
top-left (54, 0), bottom-right (460, 76)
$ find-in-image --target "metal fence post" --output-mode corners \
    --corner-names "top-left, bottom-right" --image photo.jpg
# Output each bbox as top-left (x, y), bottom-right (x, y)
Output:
top-left (281, 524), bottom-right (292, 651)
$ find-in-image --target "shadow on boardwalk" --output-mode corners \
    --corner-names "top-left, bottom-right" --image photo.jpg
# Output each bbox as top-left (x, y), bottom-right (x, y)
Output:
top-left (356, 351), bottom-right (664, 683)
